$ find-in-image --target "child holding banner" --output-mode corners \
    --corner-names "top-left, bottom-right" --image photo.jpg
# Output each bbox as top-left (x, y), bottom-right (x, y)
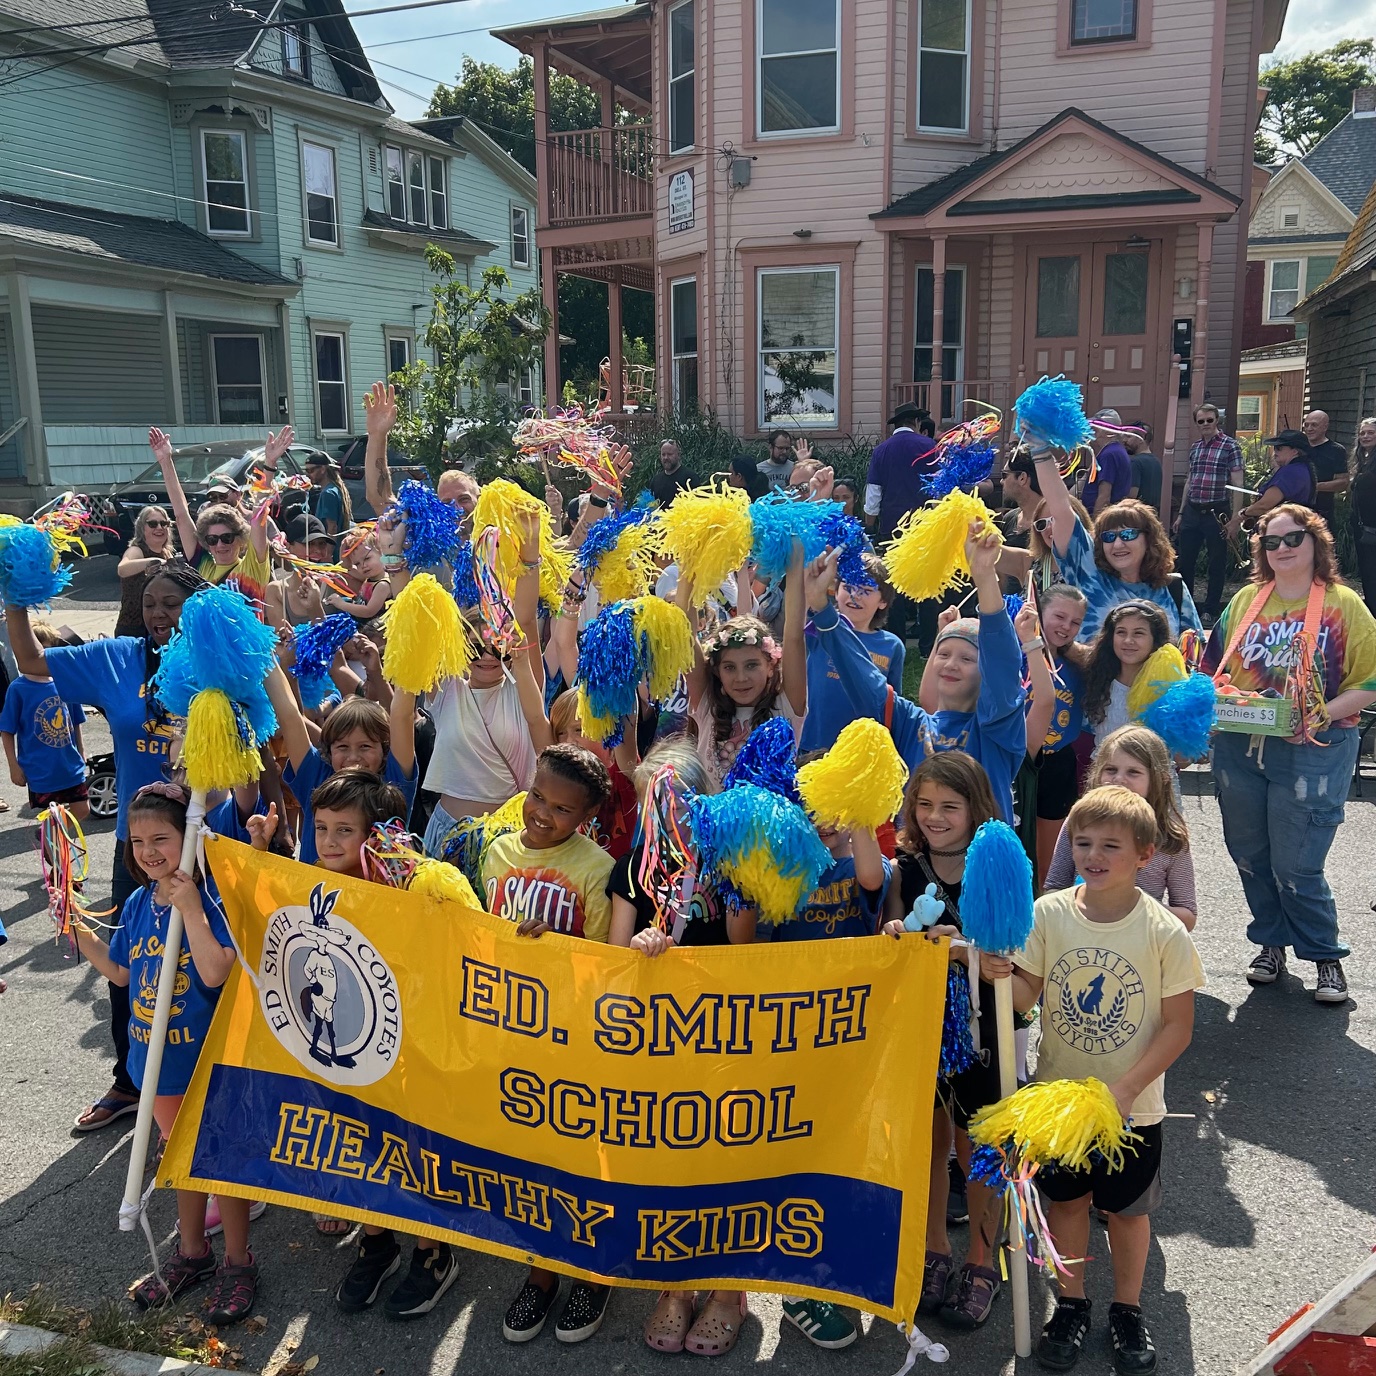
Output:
top-left (70, 782), bottom-right (258, 1323)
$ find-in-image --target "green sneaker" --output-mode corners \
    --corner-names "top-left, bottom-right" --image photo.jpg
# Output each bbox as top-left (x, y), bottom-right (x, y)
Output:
top-left (781, 1297), bottom-right (858, 1349)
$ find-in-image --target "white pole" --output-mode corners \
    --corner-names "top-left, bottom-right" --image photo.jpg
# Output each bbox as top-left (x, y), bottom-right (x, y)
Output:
top-left (994, 974), bottom-right (1032, 1358)
top-left (119, 792), bottom-right (206, 1231)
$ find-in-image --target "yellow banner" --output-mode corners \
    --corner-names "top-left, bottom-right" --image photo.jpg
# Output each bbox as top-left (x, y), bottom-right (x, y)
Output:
top-left (161, 837), bottom-right (945, 1319)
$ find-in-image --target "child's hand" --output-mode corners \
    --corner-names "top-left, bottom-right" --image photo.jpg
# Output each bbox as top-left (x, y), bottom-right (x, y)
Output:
top-left (8, 764), bottom-right (25, 787)
top-left (1014, 603), bottom-right (1040, 645)
top-left (515, 509), bottom-right (542, 564)
top-left (349, 634), bottom-right (379, 667)
top-left (247, 803), bottom-right (279, 852)
top-left (937, 604), bottom-right (961, 633)
top-left (164, 869), bottom-right (203, 917)
top-left (965, 521), bottom-right (1002, 579)
top-left (881, 918), bottom-right (906, 940)
top-left (980, 952), bottom-right (1014, 980)
top-left (807, 464), bottom-right (835, 502)
top-left (1106, 1078), bottom-right (1136, 1123)
top-left (275, 626), bottom-right (297, 670)
top-left (631, 927), bottom-right (675, 957)
top-left (803, 548), bottom-right (841, 613)
top-left (516, 917), bottom-right (550, 939)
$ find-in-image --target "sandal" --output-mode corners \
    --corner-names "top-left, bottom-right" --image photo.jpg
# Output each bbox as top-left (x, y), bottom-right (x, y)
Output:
top-left (644, 1290), bottom-right (697, 1353)
top-left (73, 1088), bottom-right (139, 1133)
top-left (131, 1244), bottom-right (217, 1309)
top-left (684, 1291), bottom-right (747, 1356)
top-left (203, 1254), bottom-right (259, 1325)
top-left (313, 1213), bottom-right (352, 1236)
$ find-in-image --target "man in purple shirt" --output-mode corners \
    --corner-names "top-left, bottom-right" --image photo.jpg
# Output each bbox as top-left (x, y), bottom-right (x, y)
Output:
top-left (1081, 409), bottom-right (1133, 515)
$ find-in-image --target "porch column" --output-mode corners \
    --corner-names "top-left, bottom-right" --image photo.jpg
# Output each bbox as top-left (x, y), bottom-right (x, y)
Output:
top-left (607, 269), bottom-right (624, 415)
top-left (161, 290), bottom-right (184, 425)
top-left (277, 299), bottom-right (297, 426)
top-left (532, 41), bottom-right (551, 225)
top-left (541, 247), bottom-right (561, 407)
top-left (4, 271), bottom-right (48, 488)
top-left (929, 236), bottom-right (947, 413)
top-left (1190, 222), bottom-right (1213, 410)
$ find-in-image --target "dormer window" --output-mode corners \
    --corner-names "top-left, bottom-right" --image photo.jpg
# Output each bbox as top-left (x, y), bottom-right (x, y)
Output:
top-left (282, 22), bottom-right (310, 79)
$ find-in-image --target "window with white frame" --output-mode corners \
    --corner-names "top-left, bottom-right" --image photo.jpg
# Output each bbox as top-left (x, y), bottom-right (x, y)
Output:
top-left (517, 367), bottom-right (536, 405)
top-left (386, 335), bottom-right (411, 379)
top-left (313, 331), bottom-right (348, 432)
top-left (282, 22), bottom-right (309, 78)
top-left (511, 205), bottom-right (531, 267)
top-left (211, 335), bottom-right (265, 424)
top-left (407, 150), bottom-right (426, 225)
top-left (201, 130), bottom-right (251, 235)
top-left (384, 145), bottom-right (405, 220)
top-left (916, 0), bottom-right (970, 132)
top-left (1071, 0), bottom-right (1136, 42)
top-left (758, 0), bottom-right (839, 135)
top-left (670, 277), bottom-right (699, 412)
top-left (759, 266), bottom-right (838, 428)
top-left (1236, 394), bottom-right (1262, 434)
top-left (428, 156), bottom-right (447, 228)
top-left (669, 0), bottom-right (696, 153)
top-left (302, 141), bottom-right (338, 246)
top-left (1267, 258), bottom-right (1301, 321)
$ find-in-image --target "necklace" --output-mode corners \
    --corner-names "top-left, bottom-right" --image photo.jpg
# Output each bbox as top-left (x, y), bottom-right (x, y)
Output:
top-left (928, 844), bottom-right (969, 857)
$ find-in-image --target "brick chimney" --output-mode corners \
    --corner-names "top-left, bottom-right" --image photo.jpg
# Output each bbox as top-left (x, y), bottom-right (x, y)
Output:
top-left (1354, 86), bottom-right (1376, 118)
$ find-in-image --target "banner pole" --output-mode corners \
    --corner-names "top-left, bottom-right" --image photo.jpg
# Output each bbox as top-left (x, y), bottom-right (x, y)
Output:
top-left (119, 792), bottom-right (206, 1231)
top-left (995, 974), bottom-right (1032, 1358)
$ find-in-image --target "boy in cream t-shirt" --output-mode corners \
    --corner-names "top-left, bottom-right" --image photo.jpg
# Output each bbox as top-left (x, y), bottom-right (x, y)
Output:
top-left (1011, 785), bottom-right (1204, 1374)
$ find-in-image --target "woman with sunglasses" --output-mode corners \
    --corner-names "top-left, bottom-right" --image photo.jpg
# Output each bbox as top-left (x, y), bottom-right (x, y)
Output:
top-left (1202, 504), bottom-right (1376, 1004)
top-left (1031, 452), bottom-right (1200, 643)
top-left (114, 506), bottom-right (177, 637)
top-left (5, 557), bottom-right (209, 1129)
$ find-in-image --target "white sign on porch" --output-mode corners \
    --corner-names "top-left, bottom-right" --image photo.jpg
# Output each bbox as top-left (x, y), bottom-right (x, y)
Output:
top-left (668, 169), bottom-right (694, 234)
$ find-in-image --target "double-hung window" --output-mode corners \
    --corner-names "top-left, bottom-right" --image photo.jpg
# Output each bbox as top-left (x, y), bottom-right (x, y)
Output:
top-left (211, 335), bottom-right (265, 424)
top-left (314, 331), bottom-right (348, 432)
top-left (1070, 0), bottom-right (1136, 43)
top-left (758, 0), bottom-right (839, 135)
top-left (668, 0), bottom-right (696, 153)
top-left (1267, 259), bottom-right (1301, 321)
top-left (428, 157), bottom-right (447, 228)
top-left (759, 266), bottom-right (839, 428)
top-left (384, 145), bottom-right (405, 220)
top-left (387, 335), bottom-right (411, 378)
top-left (302, 141), bottom-right (338, 246)
top-left (916, 0), bottom-right (970, 133)
top-left (202, 130), bottom-right (250, 235)
top-left (511, 206), bottom-right (531, 267)
top-left (282, 22), bottom-right (309, 78)
top-left (670, 277), bottom-right (699, 412)
top-left (407, 150), bottom-right (426, 225)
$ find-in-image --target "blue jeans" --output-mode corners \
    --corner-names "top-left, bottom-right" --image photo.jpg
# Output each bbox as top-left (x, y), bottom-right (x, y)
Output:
top-left (422, 799), bottom-right (459, 859)
top-left (1213, 726), bottom-right (1359, 961)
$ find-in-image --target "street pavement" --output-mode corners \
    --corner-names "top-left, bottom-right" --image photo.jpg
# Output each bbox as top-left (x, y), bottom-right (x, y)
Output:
top-left (3, 558), bottom-right (1375, 1376)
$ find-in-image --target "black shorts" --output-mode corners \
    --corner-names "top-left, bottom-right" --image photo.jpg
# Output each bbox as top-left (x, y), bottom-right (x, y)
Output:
top-left (1035, 1122), bottom-right (1163, 1216)
top-left (29, 782), bottom-right (89, 810)
top-left (936, 979), bottom-right (1028, 1131)
top-left (1036, 744), bottom-right (1080, 821)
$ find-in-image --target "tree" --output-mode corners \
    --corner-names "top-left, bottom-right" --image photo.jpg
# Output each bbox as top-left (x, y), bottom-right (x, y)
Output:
top-left (1256, 39), bottom-right (1376, 162)
top-left (391, 249), bottom-right (550, 471)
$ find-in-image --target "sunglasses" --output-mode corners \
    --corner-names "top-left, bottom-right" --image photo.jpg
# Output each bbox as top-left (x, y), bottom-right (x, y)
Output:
top-left (144, 519), bottom-right (169, 529)
top-left (1260, 530), bottom-right (1308, 551)
top-left (1100, 527), bottom-right (1142, 544)
top-left (204, 531), bottom-right (239, 547)
top-left (1032, 516), bottom-right (1055, 532)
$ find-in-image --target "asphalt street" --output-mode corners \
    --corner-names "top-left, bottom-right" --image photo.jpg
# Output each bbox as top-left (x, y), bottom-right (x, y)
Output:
top-left (2, 557), bottom-right (1375, 1376)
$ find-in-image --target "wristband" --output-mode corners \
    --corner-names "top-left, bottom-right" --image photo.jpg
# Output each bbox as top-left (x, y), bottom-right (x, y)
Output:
top-left (381, 553), bottom-right (405, 570)
top-left (1021, 635), bottom-right (1044, 653)
top-left (520, 558), bottom-right (542, 571)
top-left (588, 495), bottom-right (609, 509)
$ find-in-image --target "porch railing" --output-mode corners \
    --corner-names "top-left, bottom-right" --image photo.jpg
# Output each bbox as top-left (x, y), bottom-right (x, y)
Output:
top-left (547, 124), bottom-right (654, 226)
top-left (890, 378), bottom-right (1020, 442)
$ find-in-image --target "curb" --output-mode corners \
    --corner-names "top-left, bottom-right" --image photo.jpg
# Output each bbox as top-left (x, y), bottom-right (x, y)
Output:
top-left (0, 1320), bottom-right (257, 1376)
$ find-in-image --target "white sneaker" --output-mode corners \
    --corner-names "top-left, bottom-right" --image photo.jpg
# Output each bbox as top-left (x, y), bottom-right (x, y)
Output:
top-left (1246, 946), bottom-right (1286, 985)
top-left (1314, 960), bottom-right (1349, 1004)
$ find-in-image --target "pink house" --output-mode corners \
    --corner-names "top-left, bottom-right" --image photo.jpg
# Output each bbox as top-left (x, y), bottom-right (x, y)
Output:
top-left (497, 0), bottom-right (1287, 512)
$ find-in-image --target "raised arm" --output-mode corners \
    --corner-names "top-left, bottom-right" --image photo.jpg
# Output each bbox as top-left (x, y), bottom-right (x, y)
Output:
top-left (514, 640), bottom-right (555, 752)
top-left (4, 605), bottom-right (48, 677)
top-left (389, 686), bottom-right (416, 777)
top-left (780, 541), bottom-right (807, 717)
top-left (265, 663), bottom-right (312, 771)
top-left (149, 427), bottom-right (197, 556)
top-left (1031, 452), bottom-right (1078, 559)
top-left (1019, 604), bottom-right (1055, 757)
top-left (363, 382), bottom-right (397, 516)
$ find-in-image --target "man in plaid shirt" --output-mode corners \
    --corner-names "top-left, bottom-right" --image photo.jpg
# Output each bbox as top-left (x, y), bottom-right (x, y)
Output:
top-left (1176, 403), bottom-right (1243, 620)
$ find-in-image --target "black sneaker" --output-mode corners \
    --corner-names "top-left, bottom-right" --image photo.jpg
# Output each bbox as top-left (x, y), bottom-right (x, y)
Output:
top-left (336, 1231), bottom-right (401, 1314)
top-left (1037, 1296), bottom-right (1092, 1370)
top-left (938, 1262), bottom-right (1000, 1330)
top-left (503, 1277), bottom-right (558, 1342)
top-left (1108, 1303), bottom-right (1157, 1374)
top-left (554, 1281), bottom-right (611, 1343)
top-left (385, 1243), bottom-right (460, 1321)
top-left (1246, 946), bottom-right (1286, 985)
top-left (947, 1156), bottom-right (969, 1225)
top-left (1314, 960), bottom-right (1349, 1005)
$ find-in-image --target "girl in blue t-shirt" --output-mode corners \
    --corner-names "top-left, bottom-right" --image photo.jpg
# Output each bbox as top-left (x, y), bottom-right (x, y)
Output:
top-left (71, 782), bottom-right (259, 1322)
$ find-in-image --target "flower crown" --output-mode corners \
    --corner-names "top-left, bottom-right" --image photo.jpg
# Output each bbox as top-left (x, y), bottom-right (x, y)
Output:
top-left (702, 624), bottom-right (782, 662)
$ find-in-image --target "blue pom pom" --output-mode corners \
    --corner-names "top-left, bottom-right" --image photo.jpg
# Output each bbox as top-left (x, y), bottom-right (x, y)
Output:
top-left (941, 963), bottom-right (978, 1078)
top-left (967, 1143), bottom-right (1010, 1195)
top-left (452, 541), bottom-right (480, 609)
top-left (749, 492), bottom-right (841, 584)
top-left (722, 716), bottom-right (800, 801)
top-left (1014, 375), bottom-right (1094, 453)
top-left (153, 584), bottom-right (279, 744)
top-left (1142, 670), bottom-right (1216, 760)
top-left (816, 510), bottom-right (874, 588)
top-left (291, 612), bottom-right (357, 709)
top-left (960, 819), bottom-right (1035, 954)
top-left (922, 441), bottom-right (998, 499)
top-left (0, 525), bottom-right (71, 608)
top-left (396, 479), bottom-right (462, 570)
top-left (576, 600), bottom-right (640, 742)
top-left (575, 502), bottom-right (656, 579)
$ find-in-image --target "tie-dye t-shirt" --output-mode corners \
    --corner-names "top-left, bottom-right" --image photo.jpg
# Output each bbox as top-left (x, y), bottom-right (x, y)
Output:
top-left (482, 830), bottom-right (613, 942)
top-left (197, 542), bottom-right (273, 617)
top-left (1202, 581), bottom-right (1376, 725)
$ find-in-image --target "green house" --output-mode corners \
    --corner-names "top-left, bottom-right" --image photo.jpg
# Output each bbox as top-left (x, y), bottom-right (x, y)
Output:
top-left (0, 0), bottom-right (539, 504)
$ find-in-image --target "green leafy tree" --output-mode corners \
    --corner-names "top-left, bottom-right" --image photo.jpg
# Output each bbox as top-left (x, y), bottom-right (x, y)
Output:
top-left (391, 249), bottom-right (550, 472)
top-left (1256, 39), bottom-right (1376, 161)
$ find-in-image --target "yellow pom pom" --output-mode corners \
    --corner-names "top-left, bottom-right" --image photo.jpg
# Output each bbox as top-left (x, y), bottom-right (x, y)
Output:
top-left (470, 478), bottom-right (568, 613)
top-left (410, 858), bottom-right (482, 909)
top-left (968, 1077), bottom-right (1136, 1172)
top-left (657, 483), bottom-right (752, 607)
top-left (596, 522), bottom-right (660, 603)
top-left (797, 718), bottom-right (909, 832)
top-left (538, 522), bottom-right (572, 614)
top-left (630, 595), bottom-right (695, 701)
top-left (1126, 643), bottom-right (1188, 720)
top-left (182, 689), bottom-right (263, 793)
top-left (884, 489), bottom-right (999, 603)
top-left (380, 572), bottom-right (474, 693)
top-left (720, 849), bottom-right (812, 926)
top-left (576, 683), bottom-right (621, 746)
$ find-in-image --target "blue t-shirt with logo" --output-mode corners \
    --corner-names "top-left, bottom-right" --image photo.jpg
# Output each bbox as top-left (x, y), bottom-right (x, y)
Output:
top-left (107, 882), bottom-right (234, 1094)
top-left (772, 854), bottom-right (891, 941)
top-left (1038, 657), bottom-right (1085, 754)
top-left (0, 676), bottom-right (86, 793)
top-left (46, 637), bottom-right (172, 838)
top-left (284, 746), bottom-right (418, 863)
top-left (801, 626), bottom-right (906, 752)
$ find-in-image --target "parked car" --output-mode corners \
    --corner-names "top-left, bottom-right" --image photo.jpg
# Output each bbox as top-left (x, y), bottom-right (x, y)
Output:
top-left (92, 441), bottom-right (332, 554)
top-left (333, 436), bottom-right (427, 516)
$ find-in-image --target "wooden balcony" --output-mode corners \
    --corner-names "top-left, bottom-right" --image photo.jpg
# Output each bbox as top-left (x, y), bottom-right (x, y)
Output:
top-left (547, 124), bottom-right (653, 228)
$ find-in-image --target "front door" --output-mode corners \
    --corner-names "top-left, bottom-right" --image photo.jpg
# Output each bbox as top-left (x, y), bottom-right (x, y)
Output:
top-left (1024, 239), bottom-right (1161, 425)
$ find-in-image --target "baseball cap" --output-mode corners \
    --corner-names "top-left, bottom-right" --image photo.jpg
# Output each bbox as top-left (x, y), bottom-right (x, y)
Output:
top-left (1263, 428), bottom-right (1311, 452)
top-left (205, 475), bottom-right (242, 496)
top-left (305, 453), bottom-right (340, 470)
top-left (1091, 408), bottom-right (1123, 426)
top-left (284, 512), bottom-right (329, 545)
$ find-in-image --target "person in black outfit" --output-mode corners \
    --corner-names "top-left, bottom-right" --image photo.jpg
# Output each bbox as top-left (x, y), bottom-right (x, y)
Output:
top-left (1350, 417), bottom-right (1376, 617)
top-left (649, 439), bottom-right (695, 506)
top-left (1126, 423), bottom-right (1162, 511)
top-left (1302, 409), bottom-right (1349, 525)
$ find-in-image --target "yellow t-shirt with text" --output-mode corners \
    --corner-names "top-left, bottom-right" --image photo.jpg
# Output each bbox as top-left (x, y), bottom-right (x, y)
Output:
top-left (482, 830), bottom-right (612, 944)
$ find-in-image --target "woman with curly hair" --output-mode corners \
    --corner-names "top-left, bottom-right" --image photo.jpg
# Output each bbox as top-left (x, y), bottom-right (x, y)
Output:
top-left (1029, 449), bottom-right (1200, 642)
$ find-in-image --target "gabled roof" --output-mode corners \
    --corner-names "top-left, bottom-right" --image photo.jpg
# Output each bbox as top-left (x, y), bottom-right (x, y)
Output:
top-left (874, 108), bottom-right (1240, 228)
top-left (0, 192), bottom-right (296, 290)
top-left (1301, 113), bottom-right (1376, 216)
top-left (410, 117), bottom-right (538, 198)
top-left (1296, 176), bottom-right (1376, 315)
top-left (360, 208), bottom-right (496, 258)
top-left (493, 3), bottom-right (651, 112)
